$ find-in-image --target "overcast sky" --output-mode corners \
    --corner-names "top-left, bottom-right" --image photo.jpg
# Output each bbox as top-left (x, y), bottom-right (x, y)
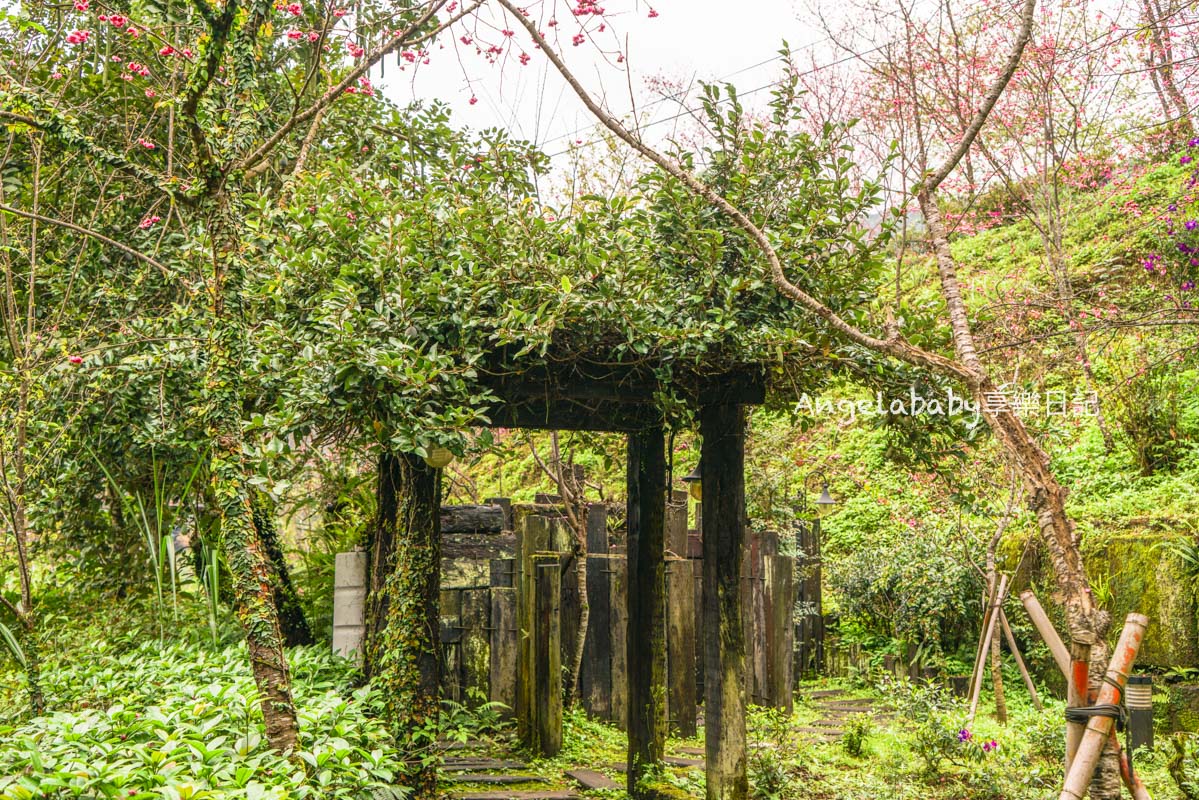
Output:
top-left (376, 1), bottom-right (835, 159)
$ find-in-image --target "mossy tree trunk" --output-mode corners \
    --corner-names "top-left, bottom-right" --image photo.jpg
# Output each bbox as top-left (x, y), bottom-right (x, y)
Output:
top-left (206, 193), bottom-right (299, 752)
top-left (368, 451), bottom-right (442, 799)
top-left (252, 496), bottom-right (313, 647)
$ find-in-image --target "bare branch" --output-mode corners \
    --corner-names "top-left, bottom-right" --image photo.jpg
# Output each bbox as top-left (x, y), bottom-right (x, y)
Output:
top-left (0, 203), bottom-right (175, 278)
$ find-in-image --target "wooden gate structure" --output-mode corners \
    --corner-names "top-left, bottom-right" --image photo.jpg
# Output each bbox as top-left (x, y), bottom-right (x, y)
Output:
top-left (366, 360), bottom-right (778, 799)
top-left (438, 502), bottom-right (798, 740)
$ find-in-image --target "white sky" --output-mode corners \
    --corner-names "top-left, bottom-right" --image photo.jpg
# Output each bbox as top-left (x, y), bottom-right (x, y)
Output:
top-left (376, 1), bottom-right (834, 159)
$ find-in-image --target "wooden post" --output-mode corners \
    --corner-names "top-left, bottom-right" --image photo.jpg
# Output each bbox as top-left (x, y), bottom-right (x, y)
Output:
top-left (460, 588), bottom-right (490, 705)
top-left (1019, 590), bottom-right (1071, 677)
top-left (968, 575), bottom-right (1007, 723)
top-left (626, 423), bottom-right (667, 793)
top-left (516, 513), bottom-right (553, 742)
top-left (532, 554), bottom-right (563, 757)
top-left (666, 500), bottom-right (697, 737)
top-left (581, 504), bottom-right (612, 721)
top-left (1059, 614), bottom-right (1150, 800)
top-left (765, 555), bottom-right (794, 713)
top-left (488, 563), bottom-right (518, 717)
top-left (701, 402), bottom-right (749, 800)
top-left (610, 553), bottom-right (629, 729)
top-left (998, 609), bottom-right (1042, 711)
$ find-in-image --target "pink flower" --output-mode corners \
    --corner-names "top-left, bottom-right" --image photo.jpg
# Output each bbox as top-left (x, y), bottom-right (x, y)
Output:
top-left (145, 88), bottom-right (156, 97)
top-left (648, 8), bottom-right (658, 17)
top-left (158, 45), bottom-right (175, 56)
top-left (65, 29), bottom-right (91, 44)
top-left (571, 33), bottom-right (585, 45)
top-left (285, 2), bottom-right (301, 14)
top-left (346, 211), bottom-right (357, 221)
top-left (347, 41), bottom-right (364, 58)
top-left (126, 26), bottom-right (139, 36)
top-left (137, 137), bottom-right (155, 149)
top-left (181, 48), bottom-right (193, 58)
top-left (74, 0), bottom-right (89, 10)
top-left (68, 355), bottom-right (83, 364)
top-left (332, 7), bottom-right (347, 16)
top-left (108, 14), bottom-right (127, 27)
top-left (468, 96), bottom-right (478, 105)
top-left (357, 76), bottom-right (374, 96)
top-left (286, 29), bottom-right (303, 40)
top-left (52, 71), bottom-right (63, 79)
top-left (138, 215), bottom-right (161, 229)
top-left (519, 52), bottom-right (530, 65)
top-left (307, 31), bottom-right (319, 41)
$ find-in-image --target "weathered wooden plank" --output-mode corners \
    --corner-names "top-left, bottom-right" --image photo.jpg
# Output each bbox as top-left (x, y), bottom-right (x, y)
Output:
top-left (581, 504), bottom-right (612, 721)
top-left (532, 555), bottom-right (563, 756)
top-left (449, 793), bottom-right (580, 800)
top-left (752, 541), bottom-right (768, 705)
top-left (609, 555), bottom-right (629, 730)
top-left (701, 402), bottom-right (749, 800)
top-left (516, 514), bottom-right (553, 742)
top-left (441, 588), bottom-right (464, 702)
top-left (484, 497), bottom-right (514, 531)
top-left (764, 555), bottom-right (794, 713)
top-left (626, 423), bottom-right (667, 791)
top-left (565, 769), bottom-right (620, 790)
top-left (442, 505), bottom-right (506, 534)
top-left (666, 558), bottom-right (698, 738)
top-left (461, 588), bottom-right (491, 706)
top-left (490, 586), bottom-right (518, 718)
top-left (490, 558), bottom-right (515, 588)
top-left (444, 774), bottom-right (547, 784)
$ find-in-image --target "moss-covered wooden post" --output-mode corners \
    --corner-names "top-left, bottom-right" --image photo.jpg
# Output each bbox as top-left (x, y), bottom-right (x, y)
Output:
top-left (368, 452), bottom-right (442, 799)
top-left (626, 421), bottom-right (667, 794)
top-left (700, 403), bottom-right (748, 800)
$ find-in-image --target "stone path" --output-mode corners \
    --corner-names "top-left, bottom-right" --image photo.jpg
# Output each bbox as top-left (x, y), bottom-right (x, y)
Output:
top-left (795, 688), bottom-right (888, 743)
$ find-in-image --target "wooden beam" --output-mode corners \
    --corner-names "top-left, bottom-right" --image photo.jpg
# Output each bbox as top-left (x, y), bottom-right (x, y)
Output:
top-left (484, 398), bottom-right (655, 433)
top-left (700, 403), bottom-right (749, 800)
top-left (626, 423), bottom-right (668, 794)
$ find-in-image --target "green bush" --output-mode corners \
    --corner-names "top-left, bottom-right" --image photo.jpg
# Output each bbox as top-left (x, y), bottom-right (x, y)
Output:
top-left (0, 641), bottom-right (406, 800)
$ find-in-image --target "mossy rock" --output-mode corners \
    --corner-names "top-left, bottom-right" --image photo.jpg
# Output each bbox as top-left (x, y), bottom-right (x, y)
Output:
top-left (1168, 684), bottom-right (1199, 733)
top-left (1083, 534), bottom-right (1198, 667)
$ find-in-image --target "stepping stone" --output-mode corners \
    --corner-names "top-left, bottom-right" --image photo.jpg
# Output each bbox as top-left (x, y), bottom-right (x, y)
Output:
top-left (445, 775), bottom-right (549, 785)
top-left (797, 726), bottom-right (843, 737)
top-left (444, 758), bottom-right (529, 772)
top-left (440, 740), bottom-right (486, 751)
top-left (673, 746), bottom-right (705, 756)
top-left (565, 769), bottom-right (620, 790)
top-left (810, 719), bottom-right (845, 728)
top-left (817, 697), bottom-right (872, 706)
top-left (806, 689), bottom-right (847, 698)
top-left (663, 756), bottom-right (704, 768)
top-left (450, 793), bottom-right (580, 800)
top-left (818, 705), bottom-right (872, 713)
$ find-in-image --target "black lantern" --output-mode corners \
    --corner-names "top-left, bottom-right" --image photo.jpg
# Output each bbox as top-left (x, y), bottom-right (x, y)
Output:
top-left (681, 460), bottom-right (702, 501)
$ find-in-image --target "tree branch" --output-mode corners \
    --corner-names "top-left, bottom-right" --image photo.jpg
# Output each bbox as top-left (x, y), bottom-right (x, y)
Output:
top-left (0, 203), bottom-right (174, 278)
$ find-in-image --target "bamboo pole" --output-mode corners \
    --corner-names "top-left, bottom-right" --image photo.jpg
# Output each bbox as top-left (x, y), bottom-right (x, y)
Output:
top-left (1019, 589), bottom-right (1070, 678)
top-left (967, 579), bottom-right (998, 697)
top-left (968, 575), bottom-right (1007, 723)
top-left (1066, 632), bottom-right (1094, 773)
top-left (998, 608), bottom-right (1042, 711)
top-left (1059, 613), bottom-right (1150, 800)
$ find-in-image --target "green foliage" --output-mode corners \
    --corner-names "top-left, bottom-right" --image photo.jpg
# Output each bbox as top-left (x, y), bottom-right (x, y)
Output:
top-left (0, 641), bottom-right (403, 799)
top-left (842, 715), bottom-right (873, 758)
top-left (1171, 733), bottom-right (1199, 799)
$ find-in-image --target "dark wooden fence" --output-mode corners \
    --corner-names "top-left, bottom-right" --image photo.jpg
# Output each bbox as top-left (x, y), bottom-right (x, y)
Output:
top-left (439, 502), bottom-right (798, 747)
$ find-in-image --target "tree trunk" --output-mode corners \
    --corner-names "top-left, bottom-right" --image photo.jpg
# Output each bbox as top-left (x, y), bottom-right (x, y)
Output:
top-left (370, 451), bottom-right (442, 799)
top-left (990, 609), bottom-right (1007, 724)
top-left (567, 544), bottom-right (590, 706)
top-left (366, 451), bottom-right (401, 675)
top-left (1144, 0), bottom-right (1195, 138)
top-left (252, 496), bottom-right (313, 647)
top-left (206, 193), bottom-right (299, 752)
